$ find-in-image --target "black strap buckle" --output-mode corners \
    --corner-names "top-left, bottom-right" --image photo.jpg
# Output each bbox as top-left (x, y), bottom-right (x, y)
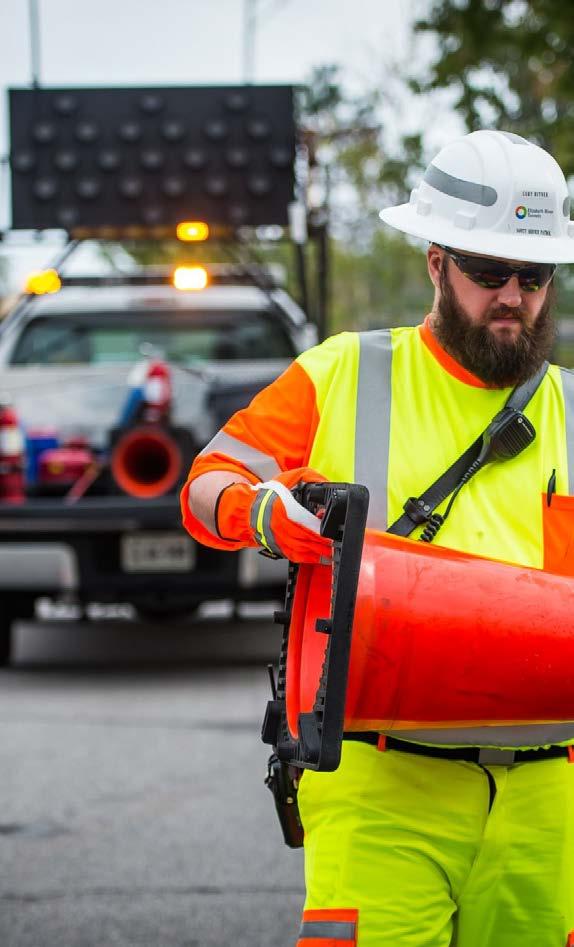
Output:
top-left (402, 496), bottom-right (432, 527)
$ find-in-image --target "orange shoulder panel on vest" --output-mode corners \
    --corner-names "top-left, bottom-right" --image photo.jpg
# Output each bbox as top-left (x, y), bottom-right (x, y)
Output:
top-left (222, 359), bottom-right (320, 471)
top-left (419, 316), bottom-right (489, 389)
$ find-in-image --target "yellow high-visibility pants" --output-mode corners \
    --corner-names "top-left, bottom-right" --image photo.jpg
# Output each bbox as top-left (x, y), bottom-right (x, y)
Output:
top-left (297, 741), bottom-right (574, 946)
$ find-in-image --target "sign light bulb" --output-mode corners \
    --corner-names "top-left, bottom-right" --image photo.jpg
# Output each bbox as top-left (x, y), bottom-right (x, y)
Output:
top-left (173, 265), bottom-right (209, 291)
top-left (25, 269), bottom-right (62, 295)
top-left (176, 221), bottom-right (210, 242)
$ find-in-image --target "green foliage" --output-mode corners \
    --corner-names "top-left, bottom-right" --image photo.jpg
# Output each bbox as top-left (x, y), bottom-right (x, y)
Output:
top-left (330, 232), bottom-right (431, 332)
top-left (297, 64), bottom-right (345, 127)
top-left (297, 65), bottom-right (431, 330)
top-left (299, 65), bottom-right (426, 242)
top-left (414, 0), bottom-right (574, 173)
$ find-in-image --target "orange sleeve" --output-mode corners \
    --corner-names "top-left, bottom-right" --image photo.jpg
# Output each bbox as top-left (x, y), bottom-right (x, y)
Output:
top-left (180, 359), bottom-right (320, 547)
top-left (221, 359), bottom-right (320, 471)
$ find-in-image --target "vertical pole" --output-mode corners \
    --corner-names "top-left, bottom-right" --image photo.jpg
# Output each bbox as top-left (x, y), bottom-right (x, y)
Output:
top-left (293, 241), bottom-right (309, 318)
top-left (29, 0), bottom-right (41, 88)
top-left (314, 164), bottom-right (331, 342)
top-left (243, 0), bottom-right (257, 83)
top-left (317, 220), bottom-right (329, 342)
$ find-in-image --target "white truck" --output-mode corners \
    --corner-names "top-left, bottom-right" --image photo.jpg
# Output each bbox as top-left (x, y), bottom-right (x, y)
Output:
top-left (0, 264), bottom-right (317, 663)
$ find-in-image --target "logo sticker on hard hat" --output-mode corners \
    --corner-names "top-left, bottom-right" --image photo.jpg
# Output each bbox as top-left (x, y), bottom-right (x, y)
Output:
top-left (512, 191), bottom-right (555, 237)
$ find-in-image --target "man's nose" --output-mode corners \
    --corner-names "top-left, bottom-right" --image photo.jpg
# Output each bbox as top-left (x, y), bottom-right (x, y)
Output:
top-left (496, 275), bottom-right (523, 307)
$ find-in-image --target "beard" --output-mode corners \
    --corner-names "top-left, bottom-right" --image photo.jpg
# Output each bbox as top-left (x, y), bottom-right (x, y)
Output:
top-left (433, 260), bottom-right (556, 387)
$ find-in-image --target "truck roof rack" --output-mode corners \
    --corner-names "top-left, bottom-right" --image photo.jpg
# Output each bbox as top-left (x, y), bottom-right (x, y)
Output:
top-left (59, 264), bottom-right (283, 291)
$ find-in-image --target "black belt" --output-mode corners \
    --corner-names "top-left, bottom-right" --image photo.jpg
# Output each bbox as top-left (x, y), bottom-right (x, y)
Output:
top-left (344, 732), bottom-right (572, 765)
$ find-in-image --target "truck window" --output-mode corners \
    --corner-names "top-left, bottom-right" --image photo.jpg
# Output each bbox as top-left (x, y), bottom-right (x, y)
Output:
top-left (10, 311), bottom-right (296, 366)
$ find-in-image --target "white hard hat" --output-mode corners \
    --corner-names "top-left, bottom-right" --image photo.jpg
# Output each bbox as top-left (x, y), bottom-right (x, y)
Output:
top-left (379, 130), bottom-right (574, 264)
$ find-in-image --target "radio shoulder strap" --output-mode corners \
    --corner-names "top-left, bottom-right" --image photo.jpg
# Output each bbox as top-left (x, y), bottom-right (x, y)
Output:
top-left (387, 360), bottom-right (549, 538)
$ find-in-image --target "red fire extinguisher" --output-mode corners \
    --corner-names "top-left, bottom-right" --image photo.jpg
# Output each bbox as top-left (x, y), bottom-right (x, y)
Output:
top-left (142, 359), bottom-right (172, 423)
top-left (118, 358), bottom-right (173, 427)
top-left (0, 400), bottom-right (26, 503)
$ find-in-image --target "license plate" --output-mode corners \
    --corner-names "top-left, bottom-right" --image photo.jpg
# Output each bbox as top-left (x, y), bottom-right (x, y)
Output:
top-left (120, 532), bottom-right (196, 573)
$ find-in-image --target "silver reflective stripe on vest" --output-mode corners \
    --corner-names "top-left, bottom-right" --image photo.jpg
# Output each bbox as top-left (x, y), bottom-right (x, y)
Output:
top-left (355, 330), bottom-right (393, 529)
top-left (389, 723), bottom-right (574, 749)
top-left (199, 430), bottom-right (281, 480)
top-left (560, 368), bottom-right (574, 492)
top-left (299, 920), bottom-right (356, 941)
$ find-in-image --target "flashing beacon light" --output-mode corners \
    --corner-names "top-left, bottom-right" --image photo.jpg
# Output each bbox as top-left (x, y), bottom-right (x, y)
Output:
top-left (173, 265), bottom-right (209, 291)
top-left (24, 269), bottom-right (62, 295)
top-left (176, 221), bottom-right (210, 242)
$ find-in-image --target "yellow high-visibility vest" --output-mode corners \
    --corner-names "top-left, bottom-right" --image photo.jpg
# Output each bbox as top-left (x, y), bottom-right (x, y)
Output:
top-left (297, 325), bottom-right (574, 749)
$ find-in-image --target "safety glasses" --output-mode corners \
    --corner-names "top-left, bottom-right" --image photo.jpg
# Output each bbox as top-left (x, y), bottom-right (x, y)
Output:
top-left (440, 246), bottom-right (556, 293)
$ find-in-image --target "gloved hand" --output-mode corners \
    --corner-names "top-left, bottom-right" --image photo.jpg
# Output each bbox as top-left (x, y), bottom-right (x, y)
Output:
top-left (215, 467), bottom-right (333, 564)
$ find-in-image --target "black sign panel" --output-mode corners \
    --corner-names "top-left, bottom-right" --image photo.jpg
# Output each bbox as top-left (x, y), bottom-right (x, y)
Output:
top-left (9, 85), bottom-right (295, 234)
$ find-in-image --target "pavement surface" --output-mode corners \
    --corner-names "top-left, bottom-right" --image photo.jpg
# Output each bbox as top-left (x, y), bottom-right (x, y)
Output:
top-left (0, 613), bottom-right (305, 947)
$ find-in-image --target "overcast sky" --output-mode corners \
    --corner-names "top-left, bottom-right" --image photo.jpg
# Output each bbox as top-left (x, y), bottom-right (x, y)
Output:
top-left (2, 0), bottom-right (417, 88)
top-left (0, 0), bottom-right (462, 287)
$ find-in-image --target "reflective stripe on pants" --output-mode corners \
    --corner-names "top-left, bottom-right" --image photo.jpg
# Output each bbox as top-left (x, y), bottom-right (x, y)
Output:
top-left (297, 909), bottom-right (358, 945)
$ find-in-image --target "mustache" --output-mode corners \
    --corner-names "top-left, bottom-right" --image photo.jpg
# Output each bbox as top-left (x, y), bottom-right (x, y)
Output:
top-left (487, 305), bottom-right (528, 322)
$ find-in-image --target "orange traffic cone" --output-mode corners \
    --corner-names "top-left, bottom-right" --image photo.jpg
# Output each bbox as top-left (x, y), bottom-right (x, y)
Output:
top-left (287, 529), bottom-right (574, 737)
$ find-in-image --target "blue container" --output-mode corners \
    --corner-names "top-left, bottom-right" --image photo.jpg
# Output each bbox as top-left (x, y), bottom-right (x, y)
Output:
top-left (25, 430), bottom-right (60, 484)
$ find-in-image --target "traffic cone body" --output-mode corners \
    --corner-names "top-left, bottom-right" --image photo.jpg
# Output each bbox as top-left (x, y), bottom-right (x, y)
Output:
top-left (286, 529), bottom-right (574, 737)
top-left (111, 425), bottom-right (182, 498)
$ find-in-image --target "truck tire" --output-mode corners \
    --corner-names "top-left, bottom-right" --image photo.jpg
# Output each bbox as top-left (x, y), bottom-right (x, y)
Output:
top-left (0, 612), bottom-right (14, 666)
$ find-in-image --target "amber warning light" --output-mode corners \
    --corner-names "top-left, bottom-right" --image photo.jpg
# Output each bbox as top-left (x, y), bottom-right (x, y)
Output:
top-left (173, 266), bottom-right (209, 291)
top-left (25, 269), bottom-right (62, 295)
top-left (176, 221), bottom-right (209, 242)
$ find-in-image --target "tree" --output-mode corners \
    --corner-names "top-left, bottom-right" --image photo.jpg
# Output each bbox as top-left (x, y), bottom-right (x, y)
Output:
top-left (412, 0), bottom-right (574, 316)
top-left (330, 231), bottom-right (432, 331)
top-left (413, 0), bottom-right (574, 174)
top-left (297, 65), bottom-right (430, 331)
top-left (299, 65), bottom-right (425, 243)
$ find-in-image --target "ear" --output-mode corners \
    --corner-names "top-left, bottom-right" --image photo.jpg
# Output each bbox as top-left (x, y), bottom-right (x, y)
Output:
top-left (427, 244), bottom-right (444, 290)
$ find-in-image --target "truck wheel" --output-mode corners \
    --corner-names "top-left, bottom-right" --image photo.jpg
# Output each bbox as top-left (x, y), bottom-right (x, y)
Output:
top-left (0, 613), bottom-right (14, 666)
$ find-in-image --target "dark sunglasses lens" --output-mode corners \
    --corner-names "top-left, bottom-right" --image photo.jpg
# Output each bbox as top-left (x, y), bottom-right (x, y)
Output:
top-left (455, 255), bottom-right (555, 292)
top-left (517, 264), bottom-right (555, 292)
top-left (458, 258), bottom-right (510, 289)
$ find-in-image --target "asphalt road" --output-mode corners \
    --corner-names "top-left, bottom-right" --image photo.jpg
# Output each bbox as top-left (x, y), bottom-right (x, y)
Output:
top-left (0, 613), bottom-right (305, 947)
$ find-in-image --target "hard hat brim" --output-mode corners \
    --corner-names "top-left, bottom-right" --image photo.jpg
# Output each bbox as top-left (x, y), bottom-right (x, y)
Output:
top-left (380, 203), bottom-right (574, 265)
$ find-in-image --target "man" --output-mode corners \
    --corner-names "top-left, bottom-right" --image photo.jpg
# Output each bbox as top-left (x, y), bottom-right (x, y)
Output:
top-left (181, 130), bottom-right (574, 946)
